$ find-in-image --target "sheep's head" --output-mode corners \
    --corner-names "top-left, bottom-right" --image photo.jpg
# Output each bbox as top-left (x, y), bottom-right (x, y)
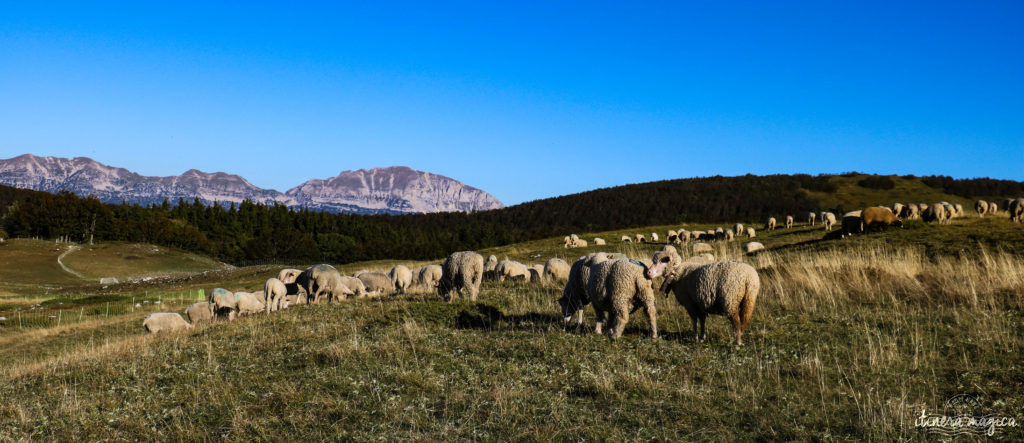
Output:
top-left (893, 219), bottom-right (904, 228)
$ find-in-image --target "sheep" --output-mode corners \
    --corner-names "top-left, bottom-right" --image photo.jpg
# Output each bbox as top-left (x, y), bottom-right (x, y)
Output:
top-left (277, 268), bottom-right (303, 284)
top-left (209, 288), bottom-right (240, 320)
top-left (620, 235), bottom-right (633, 243)
top-left (922, 203), bottom-right (947, 224)
top-left (635, 233), bottom-right (646, 243)
top-left (899, 204), bottom-right (919, 220)
top-left (893, 203), bottom-right (904, 217)
top-left (725, 229), bottom-right (734, 241)
top-left (233, 291), bottom-right (267, 316)
top-left (841, 211), bottom-right (864, 238)
top-left (594, 237), bottom-right (606, 245)
top-left (987, 201), bottom-right (998, 215)
top-left (185, 301), bottom-right (214, 325)
top-left (692, 242), bottom-right (712, 253)
top-left (296, 264), bottom-right (347, 303)
top-left (143, 312), bottom-right (193, 334)
top-left (650, 233), bottom-right (660, 243)
top-left (691, 253), bottom-right (715, 263)
top-left (358, 272), bottom-right (395, 296)
top-left (483, 255), bottom-right (499, 280)
top-left (667, 230), bottom-right (678, 243)
top-left (744, 242), bottom-right (764, 253)
top-left (1010, 198), bottom-right (1024, 223)
top-left (714, 227), bottom-right (725, 240)
top-left (264, 278), bottom-right (288, 313)
top-left (389, 265), bottom-right (413, 294)
top-left (646, 248), bottom-right (760, 345)
top-left (416, 265), bottom-right (443, 289)
top-left (861, 207), bottom-right (903, 232)
top-left (975, 200), bottom-right (989, 217)
top-left (733, 224), bottom-right (744, 236)
top-left (339, 276), bottom-right (368, 298)
top-left (766, 217), bottom-right (776, 231)
top-left (528, 266), bottom-right (542, 283)
top-left (587, 259), bottom-right (657, 340)
top-left (558, 252), bottom-right (620, 325)
top-left (575, 239), bottom-right (588, 247)
top-left (822, 212), bottom-right (836, 231)
top-left (808, 212), bottom-right (816, 225)
top-left (542, 258), bottom-right (570, 285)
top-left (746, 227), bottom-right (756, 238)
top-left (785, 215), bottom-right (794, 229)
top-left (495, 260), bottom-right (530, 282)
top-left (438, 251), bottom-right (484, 302)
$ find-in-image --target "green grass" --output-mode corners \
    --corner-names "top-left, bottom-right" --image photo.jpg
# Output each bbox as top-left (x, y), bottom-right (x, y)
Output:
top-left (59, 242), bottom-right (226, 281)
top-left (1, 216), bottom-right (1023, 439)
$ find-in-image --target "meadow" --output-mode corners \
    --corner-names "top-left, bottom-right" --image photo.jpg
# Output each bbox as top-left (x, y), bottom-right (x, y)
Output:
top-left (0, 215), bottom-right (1021, 439)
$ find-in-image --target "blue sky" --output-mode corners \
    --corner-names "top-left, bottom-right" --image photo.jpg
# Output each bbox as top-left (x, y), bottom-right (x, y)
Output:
top-left (2, 1), bottom-right (1022, 205)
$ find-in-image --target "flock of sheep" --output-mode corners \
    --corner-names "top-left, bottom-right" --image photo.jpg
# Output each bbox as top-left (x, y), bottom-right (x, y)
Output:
top-left (143, 196), bottom-right (1024, 341)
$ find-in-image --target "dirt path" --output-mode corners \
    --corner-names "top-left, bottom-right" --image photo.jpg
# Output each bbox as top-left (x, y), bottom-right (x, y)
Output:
top-left (56, 245), bottom-right (86, 278)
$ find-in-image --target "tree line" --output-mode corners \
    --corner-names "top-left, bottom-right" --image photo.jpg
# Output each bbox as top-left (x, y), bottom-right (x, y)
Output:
top-left (0, 173), bottom-right (1017, 264)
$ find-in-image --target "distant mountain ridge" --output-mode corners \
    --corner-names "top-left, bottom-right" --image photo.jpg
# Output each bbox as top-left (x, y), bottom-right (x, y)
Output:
top-left (0, 154), bottom-right (503, 214)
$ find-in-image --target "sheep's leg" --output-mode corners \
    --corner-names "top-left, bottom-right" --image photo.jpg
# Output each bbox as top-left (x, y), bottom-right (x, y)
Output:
top-left (689, 315), bottom-right (699, 341)
top-left (610, 307), bottom-right (629, 340)
top-left (699, 315), bottom-right (707, 342)
top-left (643, 298), bottom-right (658, 340)
top-left (594, 309), bottom-right (606, 334)
top-left (729, 312), bottom-right (744, 346)
top-left (574, 308), bottom-right (584, 326)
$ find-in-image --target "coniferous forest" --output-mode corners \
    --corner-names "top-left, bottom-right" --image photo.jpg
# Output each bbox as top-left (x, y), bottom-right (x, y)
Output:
top-left (1, 173), bottom-right (1021, 264)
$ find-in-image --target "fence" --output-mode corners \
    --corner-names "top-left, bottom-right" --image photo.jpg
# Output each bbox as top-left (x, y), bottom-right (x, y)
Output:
top-left (0, 289), bottom-right (208, 330)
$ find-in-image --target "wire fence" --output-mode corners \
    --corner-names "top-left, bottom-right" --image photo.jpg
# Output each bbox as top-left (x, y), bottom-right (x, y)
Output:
top-left (0, 289), bottom-right (209, 330)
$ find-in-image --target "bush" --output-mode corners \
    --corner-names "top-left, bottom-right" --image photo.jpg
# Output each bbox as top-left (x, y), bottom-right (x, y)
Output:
top-left (857, 175), bottom-right (895, 190)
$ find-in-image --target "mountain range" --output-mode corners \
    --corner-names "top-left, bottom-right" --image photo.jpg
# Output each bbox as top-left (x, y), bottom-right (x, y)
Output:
top-left (0, 154), bottom-right (504, 214)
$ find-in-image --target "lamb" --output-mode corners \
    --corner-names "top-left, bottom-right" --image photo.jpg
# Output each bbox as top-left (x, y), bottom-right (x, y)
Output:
top-left (594, 237), bottom-right (606, 245)
top-left (264, 278), bottom-right (288, 313)
top-left (635, 233), bottom-right (646, 243)
top-left (358, 272), bottom-right (395, 296)
top-left (558, 252), bottom-right (620, 325)
top-left (733, 224), bottom-right (744, 236)
top-left (620, 235), bottom-right (633, 243)
top-left (861, 207), bottom-right (903, 232)
top-left (587, 259), bottom-right (657, 340)
top-left (233, 292), bottom-right (267, 316)
top-left (822, 212), bottom-right (836, 231)
top-left (209, 288), bottom-right (241, 320)
top-left (650, 233), bottom-right (660, 243)
top-left (483, 255), bottom-right (499, 280)
top-left (438, 251), bottom-right (484, 302)
top-left (416, 265), bottom-right (443, 289)
top-left (277, 268), bottom-right (303, 284)
top-left (143, 312), bottom-right (193, 334)
top-left (495, 260), bottom-right (530, 282)
top-left (746, 227), bottom-right (756, 238)
top-left (785, 215), bottom-right (794, 229)
top-left (389, 265), bottom-right (413, 294)
top-left (646, 247), bottom-right (760, 345)
top-left (692, 242), bottom-right (712, 253)
top-left (808, 212), bottom-right (816, 225)
top-left (975, 200), bottom-right (989, 217)
top-left (185, 301), bottom-right (214, 325)
top-left (765, 217), bottom-right (776, 231)
top-left (543, 258), bottom-right (570, 284)
top-left (744, 242), bottom-right (764, 253)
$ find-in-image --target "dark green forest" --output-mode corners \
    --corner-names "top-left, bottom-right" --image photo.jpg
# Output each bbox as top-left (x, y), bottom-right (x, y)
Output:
top-left (1, 173), bottom-right (1020, 264)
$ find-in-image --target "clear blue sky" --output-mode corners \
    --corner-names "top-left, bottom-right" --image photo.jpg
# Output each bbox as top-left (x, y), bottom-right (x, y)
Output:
top-left (2, 1), bottom-right (1022, 205)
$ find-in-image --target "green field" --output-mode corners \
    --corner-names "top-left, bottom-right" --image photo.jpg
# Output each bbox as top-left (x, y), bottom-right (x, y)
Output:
top-left (0, 213), bottom-right (1022, 439)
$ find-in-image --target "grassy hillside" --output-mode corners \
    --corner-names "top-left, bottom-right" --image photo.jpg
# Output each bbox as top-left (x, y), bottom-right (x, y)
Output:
top-left (59, 242), bottom-right (227, 281)
top-left (1, 213), bottom-right (1022, 439)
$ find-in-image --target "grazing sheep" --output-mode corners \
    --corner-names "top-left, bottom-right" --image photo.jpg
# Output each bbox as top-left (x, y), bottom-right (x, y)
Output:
top-left (586, 259), bottom-right (657, 340)
top-left (185, 301), bottom-right (214, 325)
top-left (209, 288), bottom-right (240, 320)
top-left (667, 230), bottom-right (678, 243)
top-left (692, 242), bottom-right (712, 253)
top-left (714, 227), bottom-right (725, 240)
top-left (264, 278), bottom-right (288, 313)
top-left (766, 217), bottom-right (776, 231)
top-left (484, 255), bottom-right (499, 281)
top-left (893, 203), bottom-right (904, 217)
top-left (543, 258), bottom-right (570, 284)
top-left (987, 201), bottom-right (998, 215)
top-left (438, 251), bottom-right (484, 302)
top-left (416, 265), bottom-right (443, 289)
top-left (1010, 198), bottom-right (1024, 223)
top-left (785, 215), bottom-right (794, 229)
top-left (725, 229), bottom-right (734, 241)
top-left (822, 212), bottom-right (836, 231)
top-left (808, 212), bottom-right (817, 225)
top-left (841, 211), bottom-right (863, 238)
top-left (692, 253), bottom-right (715, 263)
top-left (495, 260), bottom-right (530, 282)
top-left (558, 252), bottom-right (619, 325)
top-left (646, 249), bottom-right (760, 345)
top-left (922, 203), bottom-right (947, 224)
top-left (861, 207), bottom-right (903, 232)
top-left (635, 233), bottom-right (646, 243)
top-left (277, 268), bottom-right (303, 284)
top-left (389, 265), bottom-right (413, 294)
top-left (746, 227), bottom-right (756, 238)
top-left (899, 204), bottom-right (919, 220)
top-left (575, 239), bottom-right (588, 247)
top-left (143, 312), bottom-right (193, 334)
top-left (233, 292), bottom-right (267, 316)
top-left (358, 272), bottom-right (395, 296)
top-left (620, 235), bottom-right (633, 243)
top-left (975, 200), bottom-right (989, 217)
top-left (296, 264), bottom-right (347, 303)
top-left (338, 276), bottom-right (367, 298)
top-left (733, 224), bottom-right (744, 236)
top-left (649, 232), bottom-right (658, 243)
top-left (744, 242), bottom-right (764, 253)
top-left (594, 237), bottom-right (606, 246)
top-left (528, 267), bottom-right (542, 283)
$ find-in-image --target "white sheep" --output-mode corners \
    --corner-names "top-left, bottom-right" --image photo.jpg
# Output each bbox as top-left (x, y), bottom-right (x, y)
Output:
top-left (822, 212), bottom-right (836, 231)
top-left (543, 258), bottom-right (570, 284)
top-left (438, 251), bottom-right (484, 302)
top-left (416, 265), bottom-right (443, 289)
top-left (635, 233), bottom-right (646, 243)
top-left (667, 230), bottom-right (678, 243)
top-left (594, 237), bottom-right (606, 245)
top-left (808, 212), bottom-right (816, 225)
top-left (766, 217), bottom-right (776, 231)
top-left (785, 215), bottom-right (794, 229)
top-left (558, 252), bottom-right (622, 325)
top-left (184, 302), bottom-right (214, 325)
top-left (358, 272), bottom-right (395, 296)
top-left (744, 242), bottom-right (764, 253)
top-left (389, 264), bottom-right (413, 294)
top-left (143, 312), bottom-right (193, 333)
top-left (733, 224), bottom-right (743, 236)
top-left (620, 235), bottom-right (633, 243)
top-left (495, 260), bottom-right (530, 282)
top-left (233, 292), bottom-right (267, 316)
top-left (692, 242), bottom-right (712, 253)
top-left (587, 259), bottom-right (657, 340)
top-left (483, 255), bottom-right (499, 281)
top-left (647, 248), bottom-right (760, 345)
top-left (650, 232), bottom-right (660, 243)
top-left (264, 278), bottom-right (287, 313)
top-left (746, 227), bottom-right (756, 238)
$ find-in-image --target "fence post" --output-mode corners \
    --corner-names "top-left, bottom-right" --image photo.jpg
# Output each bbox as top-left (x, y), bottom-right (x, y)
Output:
top-left (79, 307), bottom-right (84, 322)
top-left (132, 296), bottom-right (135, 312)
top-left (106, 302), bottom-right (110, 318)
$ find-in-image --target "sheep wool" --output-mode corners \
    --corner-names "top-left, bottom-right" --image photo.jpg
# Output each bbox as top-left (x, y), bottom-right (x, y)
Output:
top-left (438, 251), bottom-right (484, 302)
